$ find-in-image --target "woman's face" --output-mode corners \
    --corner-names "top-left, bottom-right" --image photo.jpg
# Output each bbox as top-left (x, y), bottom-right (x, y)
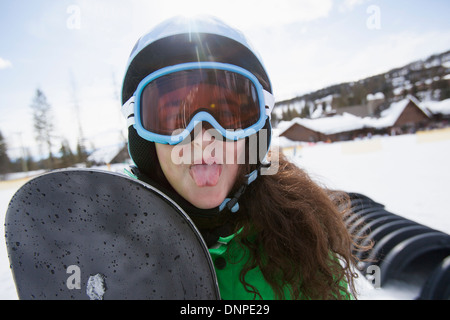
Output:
top-left (155, 127), bottom-right (245, 209)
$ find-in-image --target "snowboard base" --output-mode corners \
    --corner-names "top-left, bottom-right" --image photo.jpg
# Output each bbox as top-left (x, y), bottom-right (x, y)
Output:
top-left (5, 169), bottom-right (220, 300)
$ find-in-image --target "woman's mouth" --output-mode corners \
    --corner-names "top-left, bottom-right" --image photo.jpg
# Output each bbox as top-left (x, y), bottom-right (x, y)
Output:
top-left (189, 162), bottom-right (223, 187)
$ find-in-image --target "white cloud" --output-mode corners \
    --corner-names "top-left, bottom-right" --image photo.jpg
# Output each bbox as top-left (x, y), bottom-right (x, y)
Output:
top-left (347, 30), bottom-right (450, 78)
top-left (339, 0), bottom-right (371, 12)
top-left (130, 0), bottom-right (333, 31)
top-left (0, 57), bottom-right (12, 70)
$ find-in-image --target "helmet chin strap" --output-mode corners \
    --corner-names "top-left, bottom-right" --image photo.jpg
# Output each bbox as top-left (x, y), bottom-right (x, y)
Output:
top-left (218, 160), bottom-right (271, 213)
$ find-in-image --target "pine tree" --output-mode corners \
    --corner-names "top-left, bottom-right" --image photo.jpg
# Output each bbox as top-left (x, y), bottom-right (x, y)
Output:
top-left (76, 138), bottom-right (88, 163)
top-left (0, 130), bottom-right (11, 175)
top-left (59, 139), bottom-right (75, 168)
top-left (300, 105), bottom-right (311, 118)
top-left (30, 89), bottom-right (55, 169)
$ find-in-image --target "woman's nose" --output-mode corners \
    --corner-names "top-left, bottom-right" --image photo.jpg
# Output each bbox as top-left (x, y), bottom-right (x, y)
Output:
top-left (192, 122), bottom-right (217, 147)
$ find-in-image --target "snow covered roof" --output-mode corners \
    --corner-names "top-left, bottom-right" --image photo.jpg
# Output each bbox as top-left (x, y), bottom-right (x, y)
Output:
top-left (277, 112), bottom-right (365, 136)
top-left (422, 98), bottom-right (450, 115)
top-left (277, 96), bottom-right (433, 136)
top-left (363, 95), bottom-right (431, 129)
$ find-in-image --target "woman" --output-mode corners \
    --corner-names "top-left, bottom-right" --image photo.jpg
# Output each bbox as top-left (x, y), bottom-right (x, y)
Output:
top-left (121, 15), bottom-right (360, 299)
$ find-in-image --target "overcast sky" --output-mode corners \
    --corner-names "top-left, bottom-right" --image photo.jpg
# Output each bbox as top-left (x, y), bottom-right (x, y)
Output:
top-left (1, 0), bottom-right (449, 159)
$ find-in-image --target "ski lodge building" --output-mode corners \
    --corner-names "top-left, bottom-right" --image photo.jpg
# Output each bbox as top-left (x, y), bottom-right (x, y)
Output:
top-left (276, 95), bottom-right (443, 143)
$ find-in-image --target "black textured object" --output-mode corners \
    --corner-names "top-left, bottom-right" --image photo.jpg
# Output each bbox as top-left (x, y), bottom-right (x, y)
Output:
top-left (419, 255), bottom-right (450, 300)
top-left (5, 169), bottom-right (220, 300)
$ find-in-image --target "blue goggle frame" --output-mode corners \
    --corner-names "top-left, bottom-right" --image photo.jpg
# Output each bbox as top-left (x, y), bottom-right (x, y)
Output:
top-left (122, 62), bottom-right (274, 145)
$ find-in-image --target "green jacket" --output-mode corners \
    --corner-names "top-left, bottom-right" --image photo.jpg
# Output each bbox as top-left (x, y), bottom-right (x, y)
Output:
top-left (208, 233), bottom-right (353, 300)
top-left (209, 233), bottom-right (281, 300)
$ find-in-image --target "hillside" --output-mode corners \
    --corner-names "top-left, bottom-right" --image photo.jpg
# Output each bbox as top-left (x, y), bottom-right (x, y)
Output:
top-left (273, 49), bottom-right (450, 123)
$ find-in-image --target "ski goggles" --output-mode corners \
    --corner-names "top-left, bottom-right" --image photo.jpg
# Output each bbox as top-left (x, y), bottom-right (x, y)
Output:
top-left (122, 62), bottom-right (275, 144)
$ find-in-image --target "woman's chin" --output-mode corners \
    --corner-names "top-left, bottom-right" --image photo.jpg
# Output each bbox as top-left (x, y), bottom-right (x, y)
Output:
top-left (185, 188), bottom-right (227, 209)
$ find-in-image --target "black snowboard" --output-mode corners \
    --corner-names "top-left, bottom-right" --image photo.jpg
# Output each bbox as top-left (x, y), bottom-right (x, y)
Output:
top-left (5, 168), bottom-right (220, 300)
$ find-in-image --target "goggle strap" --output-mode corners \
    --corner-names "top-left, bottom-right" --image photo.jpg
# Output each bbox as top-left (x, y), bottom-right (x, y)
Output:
top-left (263, 89), bottom-right (275, 118)
top-left (121, 96), bottom-right (136, 127)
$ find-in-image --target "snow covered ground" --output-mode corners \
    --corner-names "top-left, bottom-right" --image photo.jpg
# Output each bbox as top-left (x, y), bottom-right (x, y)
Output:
top-left (283, 129), bottom-right (450, 300)
top-left (1, 130), bottom-right (449, 300)
top-left (287, 130), bottom-right (450, 236)
top-left (0, 184), bottom-right (21, 300)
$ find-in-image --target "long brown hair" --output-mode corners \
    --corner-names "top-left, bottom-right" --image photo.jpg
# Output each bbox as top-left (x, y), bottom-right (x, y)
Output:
top-left (228, 151), bottom-right (362, 300)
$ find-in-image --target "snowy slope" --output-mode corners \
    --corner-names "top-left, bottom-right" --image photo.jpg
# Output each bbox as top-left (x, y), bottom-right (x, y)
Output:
top-left (289, 131), bottom-right (450, 235)
top-left (0, 185), bottom-right (20, 299)
top-left (285, 130), bottom-right (450, 300)
top-left (1, 131), bottom-right (449, 300)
